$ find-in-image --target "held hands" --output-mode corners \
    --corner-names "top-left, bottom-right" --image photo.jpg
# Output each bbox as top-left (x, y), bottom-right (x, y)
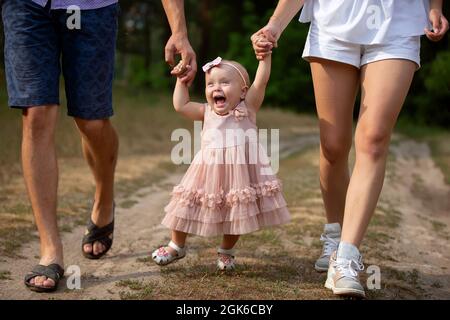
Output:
top-left (251, 18), bottom-right (282, 60)
top-left (165, 33), bottom-right (197, 86)
top-left (425, 9), bottom-right (449, 42)
top-left (173, 60), bottom-right (193, 87)
top-left (251, 34), bottom-right (274, 61)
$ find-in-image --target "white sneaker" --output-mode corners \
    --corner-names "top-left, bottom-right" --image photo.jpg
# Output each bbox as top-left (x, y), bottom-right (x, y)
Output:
top-left (152, 241), bottom-right (186, 266)
top-left (324, 251), bottom-right (338, 290)
top-left (325, 243), bottom-right (365, 298)
top-left (314, 223), bottom-right (341, 272)
top-left (217, 247), bottom-right (235, 271)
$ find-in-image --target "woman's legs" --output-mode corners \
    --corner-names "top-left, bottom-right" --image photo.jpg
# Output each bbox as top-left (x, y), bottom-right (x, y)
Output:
top-left (309, 58), bottom-right (359, 271)
top-left (309, 58), bottom-right (359, 226)
top-left (341, 59), bottom-right (416, 247)
top-left (327, 59), bottom-right (416, 297)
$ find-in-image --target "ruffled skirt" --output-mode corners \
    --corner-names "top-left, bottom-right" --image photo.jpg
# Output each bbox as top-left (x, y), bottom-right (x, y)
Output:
top-left (162, 143), bottom-right (291, 236)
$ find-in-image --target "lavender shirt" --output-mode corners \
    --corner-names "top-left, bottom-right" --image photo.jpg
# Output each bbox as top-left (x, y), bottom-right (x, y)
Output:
top-left (31, 0), bottom-right (118, 10)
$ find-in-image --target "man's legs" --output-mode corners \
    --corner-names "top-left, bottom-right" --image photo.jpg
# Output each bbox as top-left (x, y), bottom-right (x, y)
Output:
top-left (2, 0), bottom-right (62, 289)
top-left (22, 105), bottom-right (62, 289)
top-left (76, 118), bottom-right (118, 256)
top-left (56, 3), bottom-right (120, 256)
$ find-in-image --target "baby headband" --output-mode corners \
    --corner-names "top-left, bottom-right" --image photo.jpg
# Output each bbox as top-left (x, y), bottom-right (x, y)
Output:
top-left (202, 57), bottom-right (248, 87)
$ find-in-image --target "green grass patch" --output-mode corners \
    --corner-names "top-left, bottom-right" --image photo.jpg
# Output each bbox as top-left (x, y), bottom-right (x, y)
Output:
top-left (116, 279), bottom-right (154, 300)
top-left (431, 220), bottom-right (446, 233)
top-left (0, 270), bottom-right (12, 280)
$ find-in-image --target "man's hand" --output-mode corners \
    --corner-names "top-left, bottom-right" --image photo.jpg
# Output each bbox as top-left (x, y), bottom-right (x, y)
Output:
top-left (165, 33), bottom-right (197, 86)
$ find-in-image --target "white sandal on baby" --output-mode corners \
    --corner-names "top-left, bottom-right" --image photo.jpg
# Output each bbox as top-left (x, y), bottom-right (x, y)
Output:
top-left (217, 247), bottom-right (236, 271)
top-left (152, 241), bottom-right (186, 266)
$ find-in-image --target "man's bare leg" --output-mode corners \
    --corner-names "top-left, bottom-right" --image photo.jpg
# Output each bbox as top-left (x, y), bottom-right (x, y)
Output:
top-left (22, 105), bottom-right (62, 289)
top-left (75, 118), bottom-right (118, 256)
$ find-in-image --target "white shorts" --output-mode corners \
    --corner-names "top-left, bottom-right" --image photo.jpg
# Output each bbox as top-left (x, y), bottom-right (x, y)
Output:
top-left (302, 24), bottom-right (421, 69)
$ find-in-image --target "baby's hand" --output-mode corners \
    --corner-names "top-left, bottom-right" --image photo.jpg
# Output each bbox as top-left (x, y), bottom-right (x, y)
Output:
top-left (172, 60), bottom-right (192, 79)
top-left (253, 34), bottom-right (273, 60)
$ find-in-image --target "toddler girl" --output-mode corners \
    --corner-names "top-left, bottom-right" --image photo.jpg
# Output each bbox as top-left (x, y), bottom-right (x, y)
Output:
top-left (152, 50), bottom-right (290, 270)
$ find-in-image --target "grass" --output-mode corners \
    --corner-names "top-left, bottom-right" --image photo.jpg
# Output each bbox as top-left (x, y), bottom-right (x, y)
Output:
top-left (0, 270), bottom-right (12, 280)
top-left (0, 86), bottom-right (187, 256)
top-left (0, 85), bottom-right (448, 299)
top-left (116, 279), bottom-right (154, 300)
top-left (125, 255), bottom-right (331, 300)
top-left (431, 220), bottom-right (446, 233)
top-left (416, 214), bottom-right (450, 240)
top-left (371, 205), bottom-right (402, 229)
top-left (115, 146), bottom-right (431, 300)
top-left (431, 281), bottom-right (443, 289)
top-left (0, 85), bottom-right (317, 257)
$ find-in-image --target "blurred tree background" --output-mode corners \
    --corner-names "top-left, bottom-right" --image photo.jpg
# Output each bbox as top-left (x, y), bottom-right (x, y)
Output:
top-left (0, 0), bottom-right (448, 127)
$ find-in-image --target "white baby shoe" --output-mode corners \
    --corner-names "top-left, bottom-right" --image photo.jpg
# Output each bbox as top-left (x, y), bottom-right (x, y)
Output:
top-left (217, 247), bottom-right (236, 271)
top-left (152, 241), bottom-right (186, 266)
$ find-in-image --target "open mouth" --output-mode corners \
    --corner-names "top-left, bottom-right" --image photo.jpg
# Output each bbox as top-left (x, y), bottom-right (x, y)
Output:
top-left (213, 94), bottom-right (226, 107)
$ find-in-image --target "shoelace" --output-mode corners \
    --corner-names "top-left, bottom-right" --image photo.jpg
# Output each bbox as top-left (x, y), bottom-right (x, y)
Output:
top-left (335, 256), bottom-right (365, 279)
top-left (320, 233), bottom-right (340, 257)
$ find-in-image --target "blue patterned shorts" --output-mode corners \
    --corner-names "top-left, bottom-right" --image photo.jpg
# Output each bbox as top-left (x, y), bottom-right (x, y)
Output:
top-left (2, 0), bottom-right (119, 119)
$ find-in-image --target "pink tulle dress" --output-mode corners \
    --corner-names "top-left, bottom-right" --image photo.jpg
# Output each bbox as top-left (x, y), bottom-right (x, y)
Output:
top-left (161, 101), bottom-right (291, 236)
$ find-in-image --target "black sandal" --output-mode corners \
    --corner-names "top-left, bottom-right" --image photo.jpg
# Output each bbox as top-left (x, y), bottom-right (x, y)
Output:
top-left (81, 203), bottom-right (115, 260)
top-left (24, 264), bottom-right (65, 293)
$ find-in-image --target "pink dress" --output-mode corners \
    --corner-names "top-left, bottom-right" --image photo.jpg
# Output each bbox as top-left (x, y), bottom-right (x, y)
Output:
top-left (161, 101), bottom-right (291, 236)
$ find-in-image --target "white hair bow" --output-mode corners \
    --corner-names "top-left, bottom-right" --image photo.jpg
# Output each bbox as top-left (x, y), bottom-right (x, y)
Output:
top-left (202, 56), bottom-right (248, 87)
top-left (202, 57), bottom-right (223, 72)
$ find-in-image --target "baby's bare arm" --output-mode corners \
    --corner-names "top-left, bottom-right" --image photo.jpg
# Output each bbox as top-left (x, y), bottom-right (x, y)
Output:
top-left (173, 75), bottom-right (205, 121)
top-left (245, 52), bottom-right (272, 112)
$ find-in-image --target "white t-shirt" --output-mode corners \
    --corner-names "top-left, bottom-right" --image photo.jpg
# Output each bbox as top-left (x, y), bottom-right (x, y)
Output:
top-left (299, 0), bottom-right (431, 44)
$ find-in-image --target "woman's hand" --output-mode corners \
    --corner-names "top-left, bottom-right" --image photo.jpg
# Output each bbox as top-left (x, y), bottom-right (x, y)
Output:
top-left (425, 9), bottom-right (449, 42)
top-left (251, 20), bottom-right (282, 60)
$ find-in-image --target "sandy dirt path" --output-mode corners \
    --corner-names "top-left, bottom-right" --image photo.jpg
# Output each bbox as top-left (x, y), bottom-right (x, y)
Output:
top-left (0, 136), bottom-right (449, 299)
top-left (381, 140), bottom-right (450, 298)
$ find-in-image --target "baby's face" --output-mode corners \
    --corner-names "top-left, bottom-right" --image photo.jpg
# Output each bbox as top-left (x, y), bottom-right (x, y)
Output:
top-left (205, 65), bottom-right (247, 115)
